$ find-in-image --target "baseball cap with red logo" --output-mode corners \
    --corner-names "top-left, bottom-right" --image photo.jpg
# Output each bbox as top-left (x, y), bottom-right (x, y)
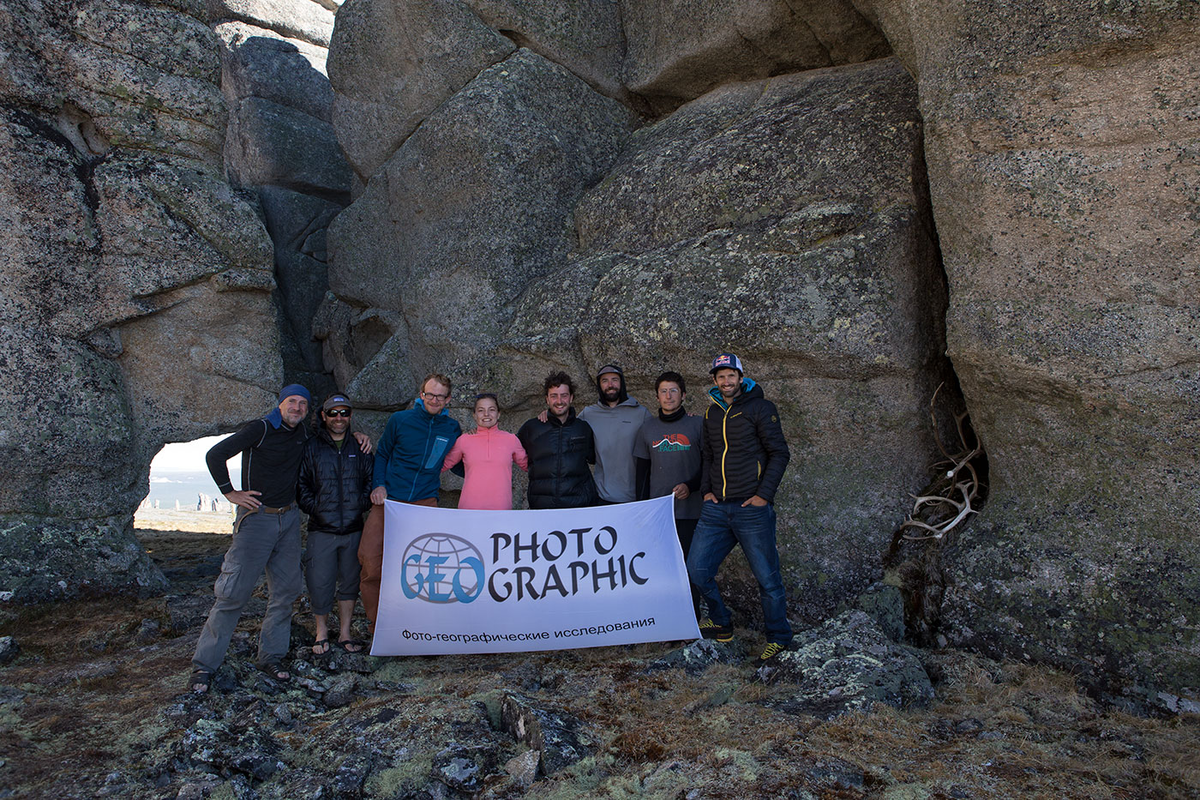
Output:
top-left (709, 352), bottom-right (744, 375)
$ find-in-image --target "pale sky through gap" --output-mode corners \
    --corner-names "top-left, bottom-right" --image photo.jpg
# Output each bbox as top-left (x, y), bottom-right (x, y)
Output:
top-left (152, 435), bottom-right (239, 475)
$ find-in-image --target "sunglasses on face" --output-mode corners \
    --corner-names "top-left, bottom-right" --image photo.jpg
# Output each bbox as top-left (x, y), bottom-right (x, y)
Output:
top-left (325, 409), bottom-right (351, 418)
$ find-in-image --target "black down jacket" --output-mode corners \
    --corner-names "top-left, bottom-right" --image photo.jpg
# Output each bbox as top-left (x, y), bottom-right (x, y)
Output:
top-left (516, 409), bottom-right (599, 509)
top-left (297, 427), bottom-right (374, 535)
top-left (699, 379), bottom-right (790, 504)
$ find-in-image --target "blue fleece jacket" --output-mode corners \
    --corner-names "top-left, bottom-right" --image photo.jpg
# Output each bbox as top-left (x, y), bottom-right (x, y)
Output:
top-left (372, 398), bottom-right (462, 502)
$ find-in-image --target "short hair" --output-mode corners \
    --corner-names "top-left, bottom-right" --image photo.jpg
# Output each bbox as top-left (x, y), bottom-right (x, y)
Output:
top-left (655, 371), bottom-right (687, 394)
top-left (543, 371), bottom-right (575, 395)
top-left (474, 392), bottom-right (499, 408)
top-left (421, 372), bottom-right (452, 394)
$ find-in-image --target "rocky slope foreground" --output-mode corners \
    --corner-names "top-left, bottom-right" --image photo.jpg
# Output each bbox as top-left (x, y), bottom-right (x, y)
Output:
top-left (0, 0), bottom-right (1197, 710)
top-left (0, 529), bottom-right (1195, 799)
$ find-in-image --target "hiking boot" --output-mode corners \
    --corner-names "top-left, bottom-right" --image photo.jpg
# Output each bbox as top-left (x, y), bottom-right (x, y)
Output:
top-left (758, 641), bottom-right (786, 661)
top-left (698, 619), bottom-right (733, 642)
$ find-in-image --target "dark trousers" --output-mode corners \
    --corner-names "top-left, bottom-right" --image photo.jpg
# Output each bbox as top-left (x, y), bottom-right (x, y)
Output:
top-left (676, 517), bottom-right (702, 619)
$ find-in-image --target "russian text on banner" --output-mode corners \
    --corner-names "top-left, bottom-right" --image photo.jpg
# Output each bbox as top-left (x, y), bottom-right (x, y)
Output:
top-left (372, 495), bottom-right (701, 655)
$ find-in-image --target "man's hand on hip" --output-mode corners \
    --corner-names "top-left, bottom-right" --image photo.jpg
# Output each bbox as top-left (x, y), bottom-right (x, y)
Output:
top-left (224, 490), bottom-right (262, 510)
top-left (741, 495), bottom-right (768, 507)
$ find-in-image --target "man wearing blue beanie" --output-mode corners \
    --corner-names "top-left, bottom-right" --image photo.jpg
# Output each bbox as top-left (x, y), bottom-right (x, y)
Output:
top-left (189, 384), bottom-right (323, 691)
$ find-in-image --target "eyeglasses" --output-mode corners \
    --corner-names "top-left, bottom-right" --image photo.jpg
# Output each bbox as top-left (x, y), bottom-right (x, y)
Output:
top-left (422, 392), bottom-right (450, 401)
top-left (325, 409), bottom-right (351, 417)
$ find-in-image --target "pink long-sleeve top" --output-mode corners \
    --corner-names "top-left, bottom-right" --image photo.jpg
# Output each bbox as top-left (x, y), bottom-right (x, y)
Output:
top-left (442, 426), bottom-right (529, 510)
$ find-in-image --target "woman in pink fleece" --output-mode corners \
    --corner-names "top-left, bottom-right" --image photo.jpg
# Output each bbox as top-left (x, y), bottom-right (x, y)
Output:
top-left (443, 394), bottom-right (529, 510)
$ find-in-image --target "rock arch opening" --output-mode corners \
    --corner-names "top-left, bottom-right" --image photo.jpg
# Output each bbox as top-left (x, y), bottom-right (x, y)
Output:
top-left (135, 437), bottom-right (241, 533)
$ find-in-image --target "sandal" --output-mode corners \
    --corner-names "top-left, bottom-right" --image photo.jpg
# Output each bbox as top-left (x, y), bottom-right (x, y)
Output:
top-left (258, 658), bottom-right (291, 682)
top-left (189, 668), bottom-right (214, 694)
top-left (311, 638), bottom-right (331, 655)
top-left (337, 639), bottom-right (366, 653)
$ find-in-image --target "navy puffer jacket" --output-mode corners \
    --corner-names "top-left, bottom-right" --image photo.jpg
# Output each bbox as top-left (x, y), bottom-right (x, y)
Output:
top-left (516, 409), bottom-right (598, 509)
top-left (699, 379), bottom-right (790, 504)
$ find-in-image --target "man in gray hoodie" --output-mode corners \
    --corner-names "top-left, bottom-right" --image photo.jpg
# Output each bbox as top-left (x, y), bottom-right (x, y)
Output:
top-left (578, 364), bottom-right (652, 504)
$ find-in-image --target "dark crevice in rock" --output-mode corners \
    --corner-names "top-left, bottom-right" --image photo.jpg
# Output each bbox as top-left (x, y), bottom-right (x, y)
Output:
top-left (497, 28), bottom-right (535, 52)
top-left (491, 33), bottom-right (639, 114)
top-left (276, 183), bottom-right (351, 208)
top-left (8, 103), bottom-right (105, 247)
top-left (207, 13), bottom-right (329, 51)
top-left (877, 118), bottom-right (989, 649)
top-left (883, 373), bottom-right (990, 648)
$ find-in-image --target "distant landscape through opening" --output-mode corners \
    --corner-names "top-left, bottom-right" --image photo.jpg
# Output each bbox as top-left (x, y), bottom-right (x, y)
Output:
top-left (135, 436), bottom-right (240, 533)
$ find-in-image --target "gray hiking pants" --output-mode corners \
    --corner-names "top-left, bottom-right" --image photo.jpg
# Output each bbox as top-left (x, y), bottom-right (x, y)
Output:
top-left (192, 505), bottom-right (303, 671)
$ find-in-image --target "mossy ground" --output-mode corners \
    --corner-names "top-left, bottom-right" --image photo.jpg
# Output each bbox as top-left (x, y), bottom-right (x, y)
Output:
top-left (0, 530), bottom-right (1194, 798)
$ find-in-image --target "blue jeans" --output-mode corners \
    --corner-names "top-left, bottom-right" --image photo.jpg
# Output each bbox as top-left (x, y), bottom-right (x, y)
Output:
top-left (686, 501), bottom-right (793, 645)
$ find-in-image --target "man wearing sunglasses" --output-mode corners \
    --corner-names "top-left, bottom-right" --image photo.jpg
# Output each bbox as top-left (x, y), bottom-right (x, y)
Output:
top-left (297, 394), bottom-right (373, 655)
top-left (358, 373), bottom-right (462, 633)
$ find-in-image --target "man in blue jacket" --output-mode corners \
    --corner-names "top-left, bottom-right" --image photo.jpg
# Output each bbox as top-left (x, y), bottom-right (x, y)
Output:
top-left (686, 353), bottom-right (793, 661)
top-left (358, 373), bottom-right (461, 632)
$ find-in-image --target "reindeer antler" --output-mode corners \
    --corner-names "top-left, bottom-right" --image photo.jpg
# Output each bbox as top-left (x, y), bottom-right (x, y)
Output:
top-left (899, 384), bottom-right (985, 541)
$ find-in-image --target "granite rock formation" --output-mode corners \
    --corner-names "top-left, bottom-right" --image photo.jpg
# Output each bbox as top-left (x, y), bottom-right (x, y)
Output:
top-left (504, 57), bottom-right (948, 623)
top-left (320, 0), bottom-right (1200, 700)
top-left (861, 0), bottom-right (1200, 695)
top-left (216, 0), bottom-right (351, 394)
top-left (325, 47), bottom-right (636, 408)
top-left (0, 0), bottom-right (282, 598)
top-left (323, 0), bottom-right (947, 632)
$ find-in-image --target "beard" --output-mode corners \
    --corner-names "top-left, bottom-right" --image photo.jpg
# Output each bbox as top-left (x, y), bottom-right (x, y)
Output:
top-left (601, 387), bottom-right (621, 404)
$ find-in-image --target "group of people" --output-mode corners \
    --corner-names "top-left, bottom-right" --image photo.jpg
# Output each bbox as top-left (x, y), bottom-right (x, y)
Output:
top-left (188, 352), bottom-right (793, 692)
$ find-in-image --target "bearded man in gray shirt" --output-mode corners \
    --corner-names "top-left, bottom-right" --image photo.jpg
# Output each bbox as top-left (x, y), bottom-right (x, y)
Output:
top-left (576, 363), bottom-right (652, 504)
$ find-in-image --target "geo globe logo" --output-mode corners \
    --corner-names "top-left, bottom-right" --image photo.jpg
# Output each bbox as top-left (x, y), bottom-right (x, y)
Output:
top-left (400, 533), bottom-right (485, 604)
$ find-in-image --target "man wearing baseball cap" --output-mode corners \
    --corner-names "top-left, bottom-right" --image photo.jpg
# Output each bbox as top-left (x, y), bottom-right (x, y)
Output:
top-left (577, 363), bottom-right (652, 504)
top-left (687, 353), bottom-right (794, 661)
top-left (297, 394), bottom-right (373, 655)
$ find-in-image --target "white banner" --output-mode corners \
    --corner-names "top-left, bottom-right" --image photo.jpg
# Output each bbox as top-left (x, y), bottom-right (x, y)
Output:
top-left (372, 495), bottom-right (701, 655)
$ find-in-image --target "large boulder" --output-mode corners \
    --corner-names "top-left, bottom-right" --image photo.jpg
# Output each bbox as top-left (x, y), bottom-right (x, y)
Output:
top-left (62, 0), bottom-right (227, 164)
top-left (621, 0), bottom-right (891, 114)
top-left (327, 0), bottom-right (516, 182)
top-left (509, 57), bottom-right (950, 623)
top-left (212, 0), bottom-right (336, 48)
top-left (215, 21), bottom-right (336, 124)
top-left (862, 1), bottom-right (1200, 693)
top-left (325, 48), bottom-right (636, 405)
top-left (0, 0), bottom-right (282, 599)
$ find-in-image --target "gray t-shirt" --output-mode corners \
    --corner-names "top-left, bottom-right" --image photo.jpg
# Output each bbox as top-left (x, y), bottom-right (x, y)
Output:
top-left (579, 397), bottom-right (653, 503)
top-left (634, 412), bottom-right (704, 519)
